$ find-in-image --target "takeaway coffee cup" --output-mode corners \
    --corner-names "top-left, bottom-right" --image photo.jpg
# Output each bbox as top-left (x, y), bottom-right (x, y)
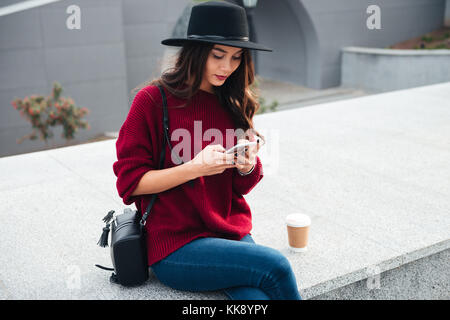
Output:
top-left (286, 213), bottom-right (311, 252)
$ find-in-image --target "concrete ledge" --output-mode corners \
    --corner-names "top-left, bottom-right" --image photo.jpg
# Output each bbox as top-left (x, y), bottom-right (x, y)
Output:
top-left (342, 46), bottom-right (450, 56)
top-left (0, 82), bottom-right (449, 299)
top-left (312, 248), bottom-right (450, 300)
top-left (341, 46), bottom-right (450, 92)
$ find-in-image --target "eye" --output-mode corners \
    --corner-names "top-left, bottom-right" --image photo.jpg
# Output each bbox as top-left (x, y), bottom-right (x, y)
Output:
top-left (213, 54), bottom-right (242, 60)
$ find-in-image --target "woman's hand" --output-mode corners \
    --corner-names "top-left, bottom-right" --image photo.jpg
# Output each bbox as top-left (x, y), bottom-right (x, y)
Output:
top-left (188, 144), bottom-right (237, 178)
top-left (234, 134), bottom-right (261, 174)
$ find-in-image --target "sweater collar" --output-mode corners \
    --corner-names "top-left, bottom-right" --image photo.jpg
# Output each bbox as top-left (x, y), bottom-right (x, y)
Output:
top-left (198, 88), bottom-right (217, 97)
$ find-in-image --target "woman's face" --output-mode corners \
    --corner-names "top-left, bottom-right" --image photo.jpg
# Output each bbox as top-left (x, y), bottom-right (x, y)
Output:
top-left (201, 44), bottom-right (243, 93)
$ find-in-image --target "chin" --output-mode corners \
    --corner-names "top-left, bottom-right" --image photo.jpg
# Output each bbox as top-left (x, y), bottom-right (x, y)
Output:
top-left (212, 78), bottom-right (225, 86)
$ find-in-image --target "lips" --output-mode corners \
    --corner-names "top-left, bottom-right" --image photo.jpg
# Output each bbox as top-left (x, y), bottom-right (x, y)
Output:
top-left (215, 74), bottom-right (227, 80)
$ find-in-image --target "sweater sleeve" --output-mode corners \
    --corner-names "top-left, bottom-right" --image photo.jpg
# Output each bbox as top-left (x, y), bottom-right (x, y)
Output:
top-left (232, 155), bottom-right (264, 195)
top-left (113, 89), bottom-right (156, 205)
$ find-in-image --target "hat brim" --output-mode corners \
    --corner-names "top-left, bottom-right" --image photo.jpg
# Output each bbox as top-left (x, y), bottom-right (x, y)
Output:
top-left (161, 38), bottom-right (273, 52)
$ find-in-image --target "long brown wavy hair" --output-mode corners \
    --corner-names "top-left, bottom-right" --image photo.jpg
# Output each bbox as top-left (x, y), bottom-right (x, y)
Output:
top-left (133, 41), bottom-right (265, 143)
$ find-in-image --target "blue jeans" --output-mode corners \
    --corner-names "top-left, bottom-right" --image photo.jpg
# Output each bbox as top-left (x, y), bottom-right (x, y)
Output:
top-left (151, 234), bottom-right (302, 300)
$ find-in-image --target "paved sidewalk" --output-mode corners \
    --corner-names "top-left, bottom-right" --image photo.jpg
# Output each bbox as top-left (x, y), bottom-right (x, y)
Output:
top-left (258, 77), bottom-right (368, 110)
top-left (0, 82), bottom-right (449, 299)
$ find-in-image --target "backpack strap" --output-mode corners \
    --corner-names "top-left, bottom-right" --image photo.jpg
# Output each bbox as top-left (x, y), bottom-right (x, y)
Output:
top-left (139, 85), bottom-right (195, 226)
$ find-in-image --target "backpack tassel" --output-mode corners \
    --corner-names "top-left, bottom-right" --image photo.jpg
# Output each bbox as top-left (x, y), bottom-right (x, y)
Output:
top-left (97, 210), bottom-right (115, 247)
top-left (97, 224), bottom-right (111, 247)
top-left (102, 210), bottom-right (115, 224)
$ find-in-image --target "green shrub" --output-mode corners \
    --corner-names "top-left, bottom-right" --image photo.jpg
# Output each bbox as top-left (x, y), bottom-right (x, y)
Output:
top-left (421, 35), bottom-right (433, 43)
top-left (250, 78), bottom-right (279, 114)
top-left (433, 43), bottom-right (447, 49)
top-left (256, 96), bottom-right (278, 114)
top-left (11, 82), bottom-right (90, 145)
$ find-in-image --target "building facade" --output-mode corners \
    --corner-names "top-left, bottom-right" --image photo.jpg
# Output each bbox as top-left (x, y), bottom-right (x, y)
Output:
top-left (0, 0), bottom-right (447, 156)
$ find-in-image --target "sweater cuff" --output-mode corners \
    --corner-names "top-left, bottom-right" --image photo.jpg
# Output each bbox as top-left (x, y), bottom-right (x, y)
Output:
top-left (232, 156), bottom-right (263, 195)
top-left (118, 166), bottom-right (152, 205)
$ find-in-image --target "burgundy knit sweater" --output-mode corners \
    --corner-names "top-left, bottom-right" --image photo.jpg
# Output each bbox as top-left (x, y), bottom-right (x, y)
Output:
top-left (112, 85), bottom-right (263, 266)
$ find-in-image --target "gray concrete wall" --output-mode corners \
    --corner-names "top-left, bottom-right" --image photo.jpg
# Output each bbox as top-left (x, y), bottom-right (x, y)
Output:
top-left (0, 0), bottom-right (129, 157)
top-left (253, 0), bottom-right (309, 86)
top-left (236, 0), bottom-right (321, 89)
top-left (302, 0), bottom-right (446, 89)
top-left (122, 0), bottom-right (189, 103)
top-left (253, 0), bottom-right (446, 89)
top-left (341, 47), bottom-right (450, 92)
top-left (0, 0), bottom-right (188, 157)
top-left (445, 0), bottom-right (450, 26)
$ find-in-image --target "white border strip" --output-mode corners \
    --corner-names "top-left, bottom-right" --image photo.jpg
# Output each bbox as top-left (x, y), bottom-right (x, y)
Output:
top-left (0, 0), bottom-right (62, 17)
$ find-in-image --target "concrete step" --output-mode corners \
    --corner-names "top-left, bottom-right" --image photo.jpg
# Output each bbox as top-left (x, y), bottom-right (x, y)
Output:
top-left (257, 77), bottom-right (369, 112)
top-left (275, 89), bottom-right (368, 110)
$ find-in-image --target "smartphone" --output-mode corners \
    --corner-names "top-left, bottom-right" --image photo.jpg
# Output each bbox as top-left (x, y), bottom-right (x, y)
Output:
top-left (225, 141), bottom-right (257, 154)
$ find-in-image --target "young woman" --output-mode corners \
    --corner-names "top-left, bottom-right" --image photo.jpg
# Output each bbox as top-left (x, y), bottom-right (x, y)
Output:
top-left (113, 1), bottom-right (301, 300)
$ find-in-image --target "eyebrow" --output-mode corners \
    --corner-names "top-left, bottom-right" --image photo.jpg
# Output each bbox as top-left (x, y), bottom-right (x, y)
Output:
top-left (213, 47), bottom-right (243, 54)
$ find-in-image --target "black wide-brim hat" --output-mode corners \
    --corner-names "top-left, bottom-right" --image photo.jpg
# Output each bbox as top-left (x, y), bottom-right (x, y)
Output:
top-left (161, 1), bottom-right (273, 52)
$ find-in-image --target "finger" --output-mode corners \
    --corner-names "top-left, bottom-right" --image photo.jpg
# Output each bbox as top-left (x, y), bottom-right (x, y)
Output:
top-left (221, 160), bottom-right (239, 169)
top-left (208, 151), bottom-right (225, 165)
top-left (237, 138), bottom-right (249, 145)
top-left (242, 144), bottom-right (258, 158)
top-left (235, 162), bottom-right (252, 172)
top-left (218, 151), bottom-right (238, 165)
top-left (235, 154), bottom-right (252, 166)
top-left (227, 153), bottom-right (238, 165)
top-left (211, 144), bottom-right (226, 152)
top-left (224, 163), bottom-right (238, 169)
top-left (233, 149), bottom-right (246, 161)
top-left (254, 137), bottom-right (261, 152)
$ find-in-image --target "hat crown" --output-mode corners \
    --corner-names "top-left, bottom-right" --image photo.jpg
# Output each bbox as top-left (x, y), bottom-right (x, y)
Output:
top-left (187, 1), bottom-right (249, 39)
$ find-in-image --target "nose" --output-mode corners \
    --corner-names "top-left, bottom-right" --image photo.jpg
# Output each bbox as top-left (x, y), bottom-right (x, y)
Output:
top-left (219, 58), bottom-right (233, 73)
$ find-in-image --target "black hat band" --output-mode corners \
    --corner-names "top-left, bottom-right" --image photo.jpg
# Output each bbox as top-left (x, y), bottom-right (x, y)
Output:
top-left (187, 35), bottom-right (249, 41)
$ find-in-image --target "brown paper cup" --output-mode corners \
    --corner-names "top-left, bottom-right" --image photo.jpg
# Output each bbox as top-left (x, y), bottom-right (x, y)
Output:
top-left (286, 213), bottom-right (311, 252)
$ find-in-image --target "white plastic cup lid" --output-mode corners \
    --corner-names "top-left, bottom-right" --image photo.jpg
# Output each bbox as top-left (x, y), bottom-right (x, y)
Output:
top-left (285, 213), bottom-right (311, 227)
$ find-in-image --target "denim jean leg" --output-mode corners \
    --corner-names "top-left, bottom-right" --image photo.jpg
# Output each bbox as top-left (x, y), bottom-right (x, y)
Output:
top-left (151, 234), bottom-right (301, 300)
top-left (222, 234), bottom-right (271, 300)
top-left (238, 234), bottom-right (301, 300)
top-left (223, 286), bottom-right (271, 300)
top-left (258, 253), bottom-right (302, 300)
